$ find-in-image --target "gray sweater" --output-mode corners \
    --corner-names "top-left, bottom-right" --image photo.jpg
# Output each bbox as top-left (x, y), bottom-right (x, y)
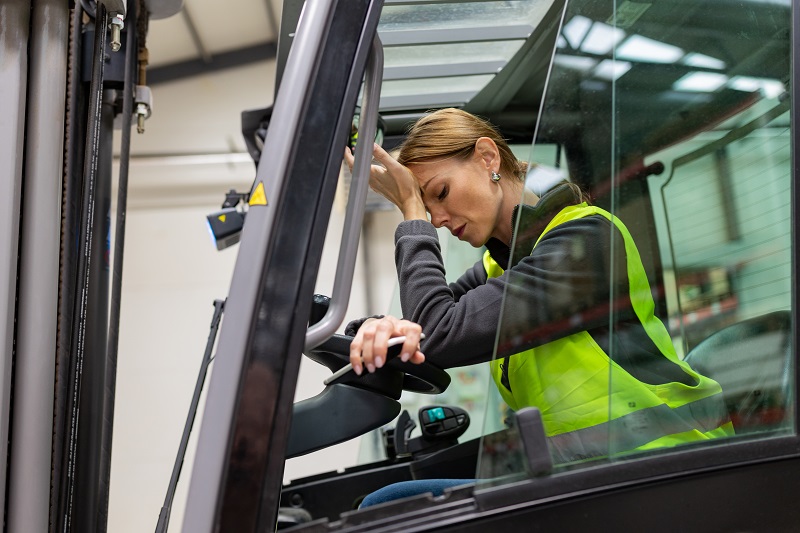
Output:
top-left (348, 187), bottom-right (691, 387)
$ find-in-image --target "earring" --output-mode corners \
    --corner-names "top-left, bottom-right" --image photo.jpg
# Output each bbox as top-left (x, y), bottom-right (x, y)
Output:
top-left (491, 171), bottom-right (501, 182)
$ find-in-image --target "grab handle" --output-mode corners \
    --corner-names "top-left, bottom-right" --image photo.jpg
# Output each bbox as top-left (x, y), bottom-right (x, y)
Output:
top-left (305, 35), bottom-right (384, 351)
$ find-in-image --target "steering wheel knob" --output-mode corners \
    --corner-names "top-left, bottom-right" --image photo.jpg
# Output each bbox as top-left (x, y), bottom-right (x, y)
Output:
top-left (307, 334), bottom-right (450, 395)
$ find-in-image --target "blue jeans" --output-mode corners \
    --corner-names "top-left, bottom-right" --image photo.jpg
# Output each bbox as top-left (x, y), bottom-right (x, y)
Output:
top-left (359, 479), bottom-right (475, 508)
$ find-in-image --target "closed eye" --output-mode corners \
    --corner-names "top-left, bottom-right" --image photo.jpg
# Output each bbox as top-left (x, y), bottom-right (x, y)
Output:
top-left (437, 186), bottom-right (448, 201)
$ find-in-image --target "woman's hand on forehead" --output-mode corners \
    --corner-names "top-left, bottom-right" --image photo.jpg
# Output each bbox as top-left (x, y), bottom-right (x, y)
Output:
top-left (344, 144), bottom-right (427, 221)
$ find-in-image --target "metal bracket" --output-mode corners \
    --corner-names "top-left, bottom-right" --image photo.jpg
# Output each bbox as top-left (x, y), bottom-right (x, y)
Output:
top-left (515, 407), bottom-right (553, 477)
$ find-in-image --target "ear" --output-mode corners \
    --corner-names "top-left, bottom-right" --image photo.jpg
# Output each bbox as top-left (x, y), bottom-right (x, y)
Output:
top-left (473, 137), bottom-right (500, 172)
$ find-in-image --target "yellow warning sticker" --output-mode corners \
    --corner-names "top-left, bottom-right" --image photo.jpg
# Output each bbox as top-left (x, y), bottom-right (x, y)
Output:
top-left (218, 214), bottom-right (227, 223)
top-left (249, 182), bottom-right (268, 206)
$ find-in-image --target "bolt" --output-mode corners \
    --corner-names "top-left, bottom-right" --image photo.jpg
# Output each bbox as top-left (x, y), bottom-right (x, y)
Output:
top-left (136, 103), bottom-right (148, 134)
top-left (290, 493), bottom-right (303, 507)
top-left (110, 14), bottom-right (124, 52)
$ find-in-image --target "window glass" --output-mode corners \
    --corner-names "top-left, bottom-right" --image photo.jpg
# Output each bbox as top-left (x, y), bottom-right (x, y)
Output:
top-left (397, 144), bottom-right (567, 450)
top-left (378, 2), bottom-right (554, 33)
top-left (395, 231), bottom-right (507, 439)
top-left (648, 98), bottom-right (793, 436)
top-left (358, 227), bottom-right (505, 465)
top-left (377, 76), bottom-right (500, 111)
top-left (383, 41), bottom-right (525, 68)
top-left (479, 0), bottom-right (793, 485)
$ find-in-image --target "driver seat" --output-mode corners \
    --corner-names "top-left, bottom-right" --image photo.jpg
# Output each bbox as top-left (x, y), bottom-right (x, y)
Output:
top-left (683, 311), bottom-right (793, 434)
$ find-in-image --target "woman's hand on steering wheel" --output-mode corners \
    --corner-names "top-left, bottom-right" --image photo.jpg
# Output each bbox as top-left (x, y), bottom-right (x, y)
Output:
top-left (350, 316), bottom-right (425, 376)
top-left (343, 144), bottom-right (427, 221)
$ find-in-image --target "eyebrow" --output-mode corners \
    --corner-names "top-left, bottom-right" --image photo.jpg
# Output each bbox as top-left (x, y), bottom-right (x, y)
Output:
top-left (419, 174), bottom-right (440, 196)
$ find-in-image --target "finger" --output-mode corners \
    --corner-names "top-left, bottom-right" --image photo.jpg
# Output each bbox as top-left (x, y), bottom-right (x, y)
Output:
top-left (397, 320), bottom-right (422, 359)
top-left (343, 146), bottom-right (355, 170)
top-left (399, 324), bottom-right (422, 363)
top-left (361, 328), bottom-right (376, 373)
top-left (371, 143), bottom-right (403, 172)
top-left (410, 350), bottom-right (425, 364)
top-left (372, 318), bottom-right (396, 368)
top-left (349, 335), bottom-right (363, 376)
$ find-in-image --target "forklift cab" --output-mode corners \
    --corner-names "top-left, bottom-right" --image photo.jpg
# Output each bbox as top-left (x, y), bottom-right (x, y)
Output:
top-left (182, 0), bottom-right (797, 531)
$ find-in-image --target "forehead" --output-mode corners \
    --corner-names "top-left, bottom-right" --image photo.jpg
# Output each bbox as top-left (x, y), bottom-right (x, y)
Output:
top-left (409, 157), bottom-right (469, 188)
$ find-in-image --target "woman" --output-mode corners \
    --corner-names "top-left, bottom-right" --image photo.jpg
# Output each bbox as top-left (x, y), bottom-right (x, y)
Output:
top-left (343, 108), bottom-right (733, 468)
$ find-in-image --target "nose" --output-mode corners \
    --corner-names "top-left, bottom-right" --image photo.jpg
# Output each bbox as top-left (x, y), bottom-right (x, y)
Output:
top-left (428, 207), bottom-right (448, 228)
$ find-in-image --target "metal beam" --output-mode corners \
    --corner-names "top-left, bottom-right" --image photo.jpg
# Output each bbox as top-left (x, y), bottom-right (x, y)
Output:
top-left (0, 0), bottom-right (29, 523)
top-left (379, 25), bottom-right (532, 46)
top-left (384, 0), bottom-right (504, 4)
top-left (148, 40), bottom-right (277, 85)
top-left (181, 0), bottom-right (384, 529)
top-left (384, 60), bottom-right (504, 80)
top-left (379, 91), bottom-right (475, 111)
top-left (181, 0), bottom-right (337, 527)
top-left (7, 0), bottom-right (69, 530)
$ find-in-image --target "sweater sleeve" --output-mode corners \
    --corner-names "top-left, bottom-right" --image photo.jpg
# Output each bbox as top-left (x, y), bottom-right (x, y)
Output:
top-left (394, 216), bottom-right (625, 368)
top-left (343, 239), bottom-right (484, 336)
top-left (448, 260), bottom-right (487, 301)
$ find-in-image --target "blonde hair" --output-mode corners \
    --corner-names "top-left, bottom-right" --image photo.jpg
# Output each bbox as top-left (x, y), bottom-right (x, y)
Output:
top-left (397, 108), bottom-right (527, 181)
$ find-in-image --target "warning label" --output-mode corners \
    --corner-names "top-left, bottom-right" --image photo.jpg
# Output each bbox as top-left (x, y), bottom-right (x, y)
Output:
top-left (249, 182), bottom-right (268, 206)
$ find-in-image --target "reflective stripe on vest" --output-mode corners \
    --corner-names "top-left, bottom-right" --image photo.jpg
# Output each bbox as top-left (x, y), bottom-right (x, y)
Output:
top-left (486, 203), bottom-right (733, 461)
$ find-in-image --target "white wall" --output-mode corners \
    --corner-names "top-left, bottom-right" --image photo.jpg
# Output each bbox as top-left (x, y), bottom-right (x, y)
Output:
top-left (107, 59), bottom-right (387, 532)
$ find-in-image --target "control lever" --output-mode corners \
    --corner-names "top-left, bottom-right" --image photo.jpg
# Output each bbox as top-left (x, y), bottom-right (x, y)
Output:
top-left (418, 406), bottom-right (469, 441)
top-left (387, 405), bottom-right (470, 458)
top-left (391, 410), bottom-right (417, 456)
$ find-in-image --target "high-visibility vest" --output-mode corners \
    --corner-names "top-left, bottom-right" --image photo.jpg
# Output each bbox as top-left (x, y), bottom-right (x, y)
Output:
top-left (487, 203), bottom-right (734, 463)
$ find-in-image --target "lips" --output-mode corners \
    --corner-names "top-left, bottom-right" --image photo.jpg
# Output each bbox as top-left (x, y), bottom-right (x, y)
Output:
top-left (453, 225), bottom-right (465, 239)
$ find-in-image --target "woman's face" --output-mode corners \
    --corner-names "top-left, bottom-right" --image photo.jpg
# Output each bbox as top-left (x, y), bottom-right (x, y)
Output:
top-left (408, 150), bottom-right (504, 247)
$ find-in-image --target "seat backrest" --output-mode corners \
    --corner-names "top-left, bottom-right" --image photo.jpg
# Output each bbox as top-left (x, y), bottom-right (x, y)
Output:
top-left (683, 311), bottom-right (793, 434)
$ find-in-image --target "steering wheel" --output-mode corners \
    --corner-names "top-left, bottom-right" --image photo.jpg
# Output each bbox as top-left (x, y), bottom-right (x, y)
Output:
top-left (306, 295), bottom-right (450, 396)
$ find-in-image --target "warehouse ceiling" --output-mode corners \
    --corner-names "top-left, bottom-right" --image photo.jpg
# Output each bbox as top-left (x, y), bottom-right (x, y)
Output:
top-left (146, 0), bottom-right (281, 81)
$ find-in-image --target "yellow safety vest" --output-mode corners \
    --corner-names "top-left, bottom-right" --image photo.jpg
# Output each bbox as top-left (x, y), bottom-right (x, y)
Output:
top-left (487, 203), bottom-right (734, 462)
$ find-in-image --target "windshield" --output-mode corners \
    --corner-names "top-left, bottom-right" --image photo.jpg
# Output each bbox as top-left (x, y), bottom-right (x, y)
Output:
top-left (478, 0), bottom-right (793, 484)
